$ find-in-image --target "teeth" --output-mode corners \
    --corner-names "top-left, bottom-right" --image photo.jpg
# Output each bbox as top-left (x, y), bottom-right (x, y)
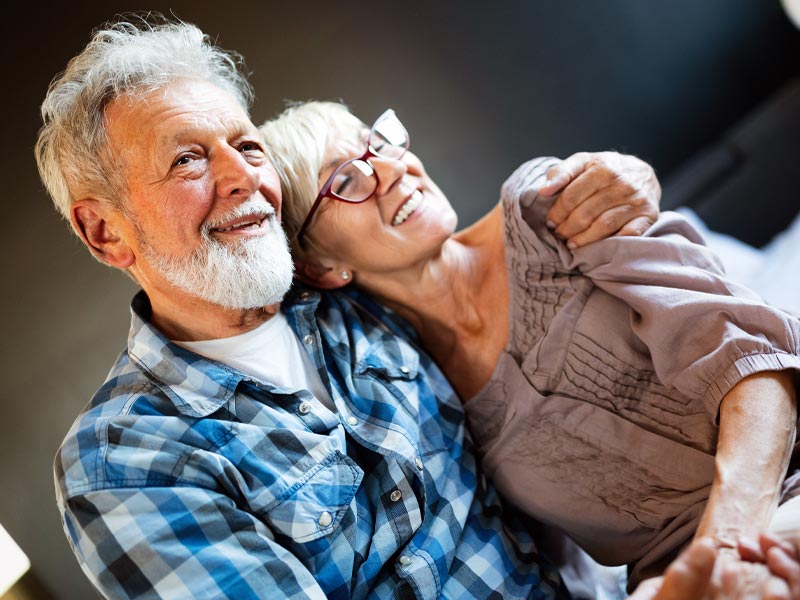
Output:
top-left (392, 190), bottom-right (423, 226)
top-left (213, 218), bottom-right (262, 232)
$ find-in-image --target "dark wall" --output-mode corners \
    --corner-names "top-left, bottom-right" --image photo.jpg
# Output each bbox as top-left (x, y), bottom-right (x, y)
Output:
top-left (3, 2), bottom-right (798, 598)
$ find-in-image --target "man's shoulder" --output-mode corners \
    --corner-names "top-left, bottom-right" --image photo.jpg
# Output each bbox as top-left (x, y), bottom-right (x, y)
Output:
top-left (54, 349), bottom-right (195, 502)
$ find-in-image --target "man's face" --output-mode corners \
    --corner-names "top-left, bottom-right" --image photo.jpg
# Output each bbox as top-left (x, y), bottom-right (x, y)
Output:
top-left (105, 78), bottom-right (293, 309)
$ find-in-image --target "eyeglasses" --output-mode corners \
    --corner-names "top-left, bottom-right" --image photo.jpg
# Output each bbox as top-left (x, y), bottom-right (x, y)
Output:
top-left (295, 109), bottom-right (410, 248)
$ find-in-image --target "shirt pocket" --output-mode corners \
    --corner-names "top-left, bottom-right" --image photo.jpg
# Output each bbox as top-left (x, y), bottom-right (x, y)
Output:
top-left (353, 341), bottom-right (422, 415)
top-left (261, 450), bottom-right (363, 542)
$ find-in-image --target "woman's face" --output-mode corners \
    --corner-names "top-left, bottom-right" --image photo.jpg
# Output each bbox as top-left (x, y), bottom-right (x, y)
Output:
top-left (304, 119), bottom-right (458, 276)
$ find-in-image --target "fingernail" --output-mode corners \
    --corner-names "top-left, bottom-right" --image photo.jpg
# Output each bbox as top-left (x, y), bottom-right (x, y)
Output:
top-left (567, 241), bottom-right (577, 250)
top-left (546, 220), bottom-right (556, 229)
top-left (739, 536), bottom-right (757, 547)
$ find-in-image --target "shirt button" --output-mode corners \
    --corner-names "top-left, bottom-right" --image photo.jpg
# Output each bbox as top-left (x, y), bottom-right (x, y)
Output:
top-left (398, 555), bottom-right (413, 566)
top-left (346, 416), bottom-right (358, 426)
top-left (390, 490), bottom-right (402, 502)
top-left (303, 334), bottom-right (314, 345)
top-left (318, 511), bottom-right (333, 527)
top-left (415, 457), bottom-right (424, 470)
top-left (399, 365), bottom-right (410, 374)
top-left (297, 402), bottom-right (311, 415)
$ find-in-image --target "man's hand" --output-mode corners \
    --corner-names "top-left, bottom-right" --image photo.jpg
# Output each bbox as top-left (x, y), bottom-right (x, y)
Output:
top-left (628, 537), bottom-right (800, 600)
top-left (540, 151), bottom-right (660, 249)
top-left (628, 539), bottom-right (717, 600)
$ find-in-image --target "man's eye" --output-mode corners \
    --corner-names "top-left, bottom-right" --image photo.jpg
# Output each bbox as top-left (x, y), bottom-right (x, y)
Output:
top-left (240, 142), bottom-right (265, 154)
top-left (173, 155), bottom-right (193, 167)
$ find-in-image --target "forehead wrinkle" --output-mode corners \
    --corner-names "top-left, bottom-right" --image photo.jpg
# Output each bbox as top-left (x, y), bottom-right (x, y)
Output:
top-left (323, 126), bottom-right (371, 172)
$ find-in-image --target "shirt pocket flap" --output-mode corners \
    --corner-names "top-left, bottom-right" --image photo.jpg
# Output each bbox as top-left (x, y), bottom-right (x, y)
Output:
top-left (354, 340), bottom-right (420, 381)
top-left (265, 450), bottom-right (362, 542)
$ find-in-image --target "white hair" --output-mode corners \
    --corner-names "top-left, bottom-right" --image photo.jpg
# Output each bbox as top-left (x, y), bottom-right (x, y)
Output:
top-left (136, 197), bottom-right (294, 309)
top-left (259, 101), bottom-right (364, 257)
top-left (35, 14), bottom-right (254, 226)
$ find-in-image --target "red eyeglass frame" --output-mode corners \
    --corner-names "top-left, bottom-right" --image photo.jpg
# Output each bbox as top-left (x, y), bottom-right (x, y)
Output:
top-left (294, 109), bottom-right (409, 248)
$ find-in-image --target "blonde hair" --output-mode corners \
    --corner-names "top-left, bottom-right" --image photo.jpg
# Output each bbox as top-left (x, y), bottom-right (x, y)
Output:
top-left (260, 101), bottom-right (364, 257)
top-left (35, 14), bottom-right (253, 226)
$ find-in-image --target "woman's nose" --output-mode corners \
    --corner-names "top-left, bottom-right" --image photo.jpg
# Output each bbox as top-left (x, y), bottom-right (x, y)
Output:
top-left (212, 146), bottom-right (259, 198)
top-left (370, 155), bottom-right (407, 197)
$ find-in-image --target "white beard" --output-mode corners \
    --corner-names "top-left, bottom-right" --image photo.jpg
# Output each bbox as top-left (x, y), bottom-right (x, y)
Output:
top-left (137, 198), bottom-right (294, 309)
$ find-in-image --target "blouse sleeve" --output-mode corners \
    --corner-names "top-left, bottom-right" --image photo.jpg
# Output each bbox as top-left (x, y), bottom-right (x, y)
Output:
top-left (567, 212), bottom-right (800, 406)
top-left (501, 157), bottom-right (800, 408)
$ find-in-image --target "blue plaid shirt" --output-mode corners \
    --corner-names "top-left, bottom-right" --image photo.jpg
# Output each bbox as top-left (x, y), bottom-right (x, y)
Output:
top-left (55, 287), bottom-right (567, 599)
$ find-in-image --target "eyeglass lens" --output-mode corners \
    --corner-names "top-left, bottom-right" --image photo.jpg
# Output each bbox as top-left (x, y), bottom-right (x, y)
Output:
top-left (332, 112), bottom-right (409, 202)
top-left (370, 113), bottom-right (408, 159)
top-left (331, 161), bottom-right (376, 202)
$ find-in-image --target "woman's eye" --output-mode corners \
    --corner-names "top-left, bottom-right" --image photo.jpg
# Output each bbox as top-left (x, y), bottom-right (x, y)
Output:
top-left (333, 174), bottom-right (353, 196)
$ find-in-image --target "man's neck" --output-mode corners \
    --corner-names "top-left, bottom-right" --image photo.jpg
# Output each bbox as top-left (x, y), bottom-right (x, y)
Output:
top-left (144, 285), bottom-right (280, 342)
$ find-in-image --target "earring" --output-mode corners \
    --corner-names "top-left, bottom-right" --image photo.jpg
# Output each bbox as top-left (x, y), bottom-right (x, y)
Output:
top-left (340, 271), bottom-right (350, 281)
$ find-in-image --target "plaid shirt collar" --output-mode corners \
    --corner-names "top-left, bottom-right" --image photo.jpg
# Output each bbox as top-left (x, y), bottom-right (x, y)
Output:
top-left (126, 290), bottom-right (271, 418)
top-left (123, 286), bottom-right (415, 419)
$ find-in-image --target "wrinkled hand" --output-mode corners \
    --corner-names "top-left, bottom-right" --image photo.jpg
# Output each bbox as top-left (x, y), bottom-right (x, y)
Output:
top-left (708, 548), bottom-right (791, 600)
top-left (739, 534), bottom-right (800, 599)
top-left (540, 151), bottom-right (660, 249)
top-left (628, 539), bottom-right (717, 600)
top-left (627, 538), bottom-right (800, 600)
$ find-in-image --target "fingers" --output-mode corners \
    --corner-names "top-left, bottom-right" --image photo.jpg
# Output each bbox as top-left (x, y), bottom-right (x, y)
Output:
top-left (761, 533), bottom-right (800, 561)
top-left (763, 574), bottom-right (794, 600)
top-left (737, 534), bottom-right (800, 598)
top-left (739, 536), bottom-right (767, 563)
top-left (765, 547), bottom-right (800, 598)
top-left (540, 152), bottom-right (591, 197)
top-left (649, 539), bottom-right (717, 600)
top-left (543, 152), bottom-right (660, 249)
top-left (617, 216), bottom-right (656, 237)
top-left (627, 576), bottom-right (664, 600)
top-left (545, 163), bottom-right (619, 230)
top-left (559, 204), bottom-right (650, 248)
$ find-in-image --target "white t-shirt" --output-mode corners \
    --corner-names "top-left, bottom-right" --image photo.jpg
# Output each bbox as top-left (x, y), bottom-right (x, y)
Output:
top-left (174, 311), bottom-right (335, 410)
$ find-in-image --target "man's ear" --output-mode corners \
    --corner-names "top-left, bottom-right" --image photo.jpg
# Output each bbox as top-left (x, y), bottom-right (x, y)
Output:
top-left (295, 256), bottom-right (352, 290)
top-left (71, 199), bottom-right (135, 269)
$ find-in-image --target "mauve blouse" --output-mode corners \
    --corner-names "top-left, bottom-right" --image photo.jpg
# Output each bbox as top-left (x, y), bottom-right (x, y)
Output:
top-left (464, 157), bottom-right (800, 587)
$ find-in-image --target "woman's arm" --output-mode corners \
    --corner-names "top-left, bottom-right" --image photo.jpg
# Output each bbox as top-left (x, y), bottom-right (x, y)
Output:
top-left (566, 213), bottom-right (800, 411)
top-left (696, 371), bottom-right (797, 545)
top-left (564, 213), bottom-right (800, 593)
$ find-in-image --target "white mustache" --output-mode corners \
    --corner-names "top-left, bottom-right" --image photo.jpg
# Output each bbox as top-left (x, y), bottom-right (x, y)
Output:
top-left (204, 198), bottom-right (276, 234)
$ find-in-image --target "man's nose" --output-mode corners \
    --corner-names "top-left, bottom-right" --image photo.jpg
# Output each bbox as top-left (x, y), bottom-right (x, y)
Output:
top-left (212, 146), bottom-right (259, 198)
top-left (370, 155), bottom-right (407, 197)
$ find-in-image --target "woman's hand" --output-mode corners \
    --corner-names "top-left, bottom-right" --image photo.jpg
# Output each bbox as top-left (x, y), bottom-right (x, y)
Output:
top-left (540, 151), bottom-right (660, 248)
top-left (740, 534), bottom-right (800, 598)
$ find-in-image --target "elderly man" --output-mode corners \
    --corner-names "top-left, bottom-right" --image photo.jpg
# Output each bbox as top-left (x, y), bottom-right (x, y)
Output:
top-left (36, 16), bottom-right (795, 600)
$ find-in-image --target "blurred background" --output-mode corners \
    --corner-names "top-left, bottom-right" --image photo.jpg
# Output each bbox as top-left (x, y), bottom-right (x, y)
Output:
top-left (2, 1), bottom-right (799, 597)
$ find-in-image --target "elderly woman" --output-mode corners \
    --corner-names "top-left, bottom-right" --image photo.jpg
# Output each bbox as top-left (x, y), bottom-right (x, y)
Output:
top-left (260, 102), bottom-right (800, 594)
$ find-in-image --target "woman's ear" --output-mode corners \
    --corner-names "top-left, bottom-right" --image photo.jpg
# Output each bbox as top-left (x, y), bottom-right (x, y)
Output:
top-left (71, 199), bottom-right (135, 269)
top-left (295, 256), bottom-right (353, 290)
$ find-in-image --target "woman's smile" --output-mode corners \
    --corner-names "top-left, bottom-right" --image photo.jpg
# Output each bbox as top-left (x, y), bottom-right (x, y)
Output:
top-left (392, 189), bottom-right (424, 226)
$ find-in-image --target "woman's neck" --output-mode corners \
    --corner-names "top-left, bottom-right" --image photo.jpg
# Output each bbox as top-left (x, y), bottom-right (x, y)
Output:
top-left (356, 205), bottom-right (508, 399)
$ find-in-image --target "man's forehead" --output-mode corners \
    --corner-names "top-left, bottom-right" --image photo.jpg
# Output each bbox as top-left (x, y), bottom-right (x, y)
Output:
top-left (157, 116), bottom-right (257, 145)
top-left (106, 88), bottom-right (256, 151)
